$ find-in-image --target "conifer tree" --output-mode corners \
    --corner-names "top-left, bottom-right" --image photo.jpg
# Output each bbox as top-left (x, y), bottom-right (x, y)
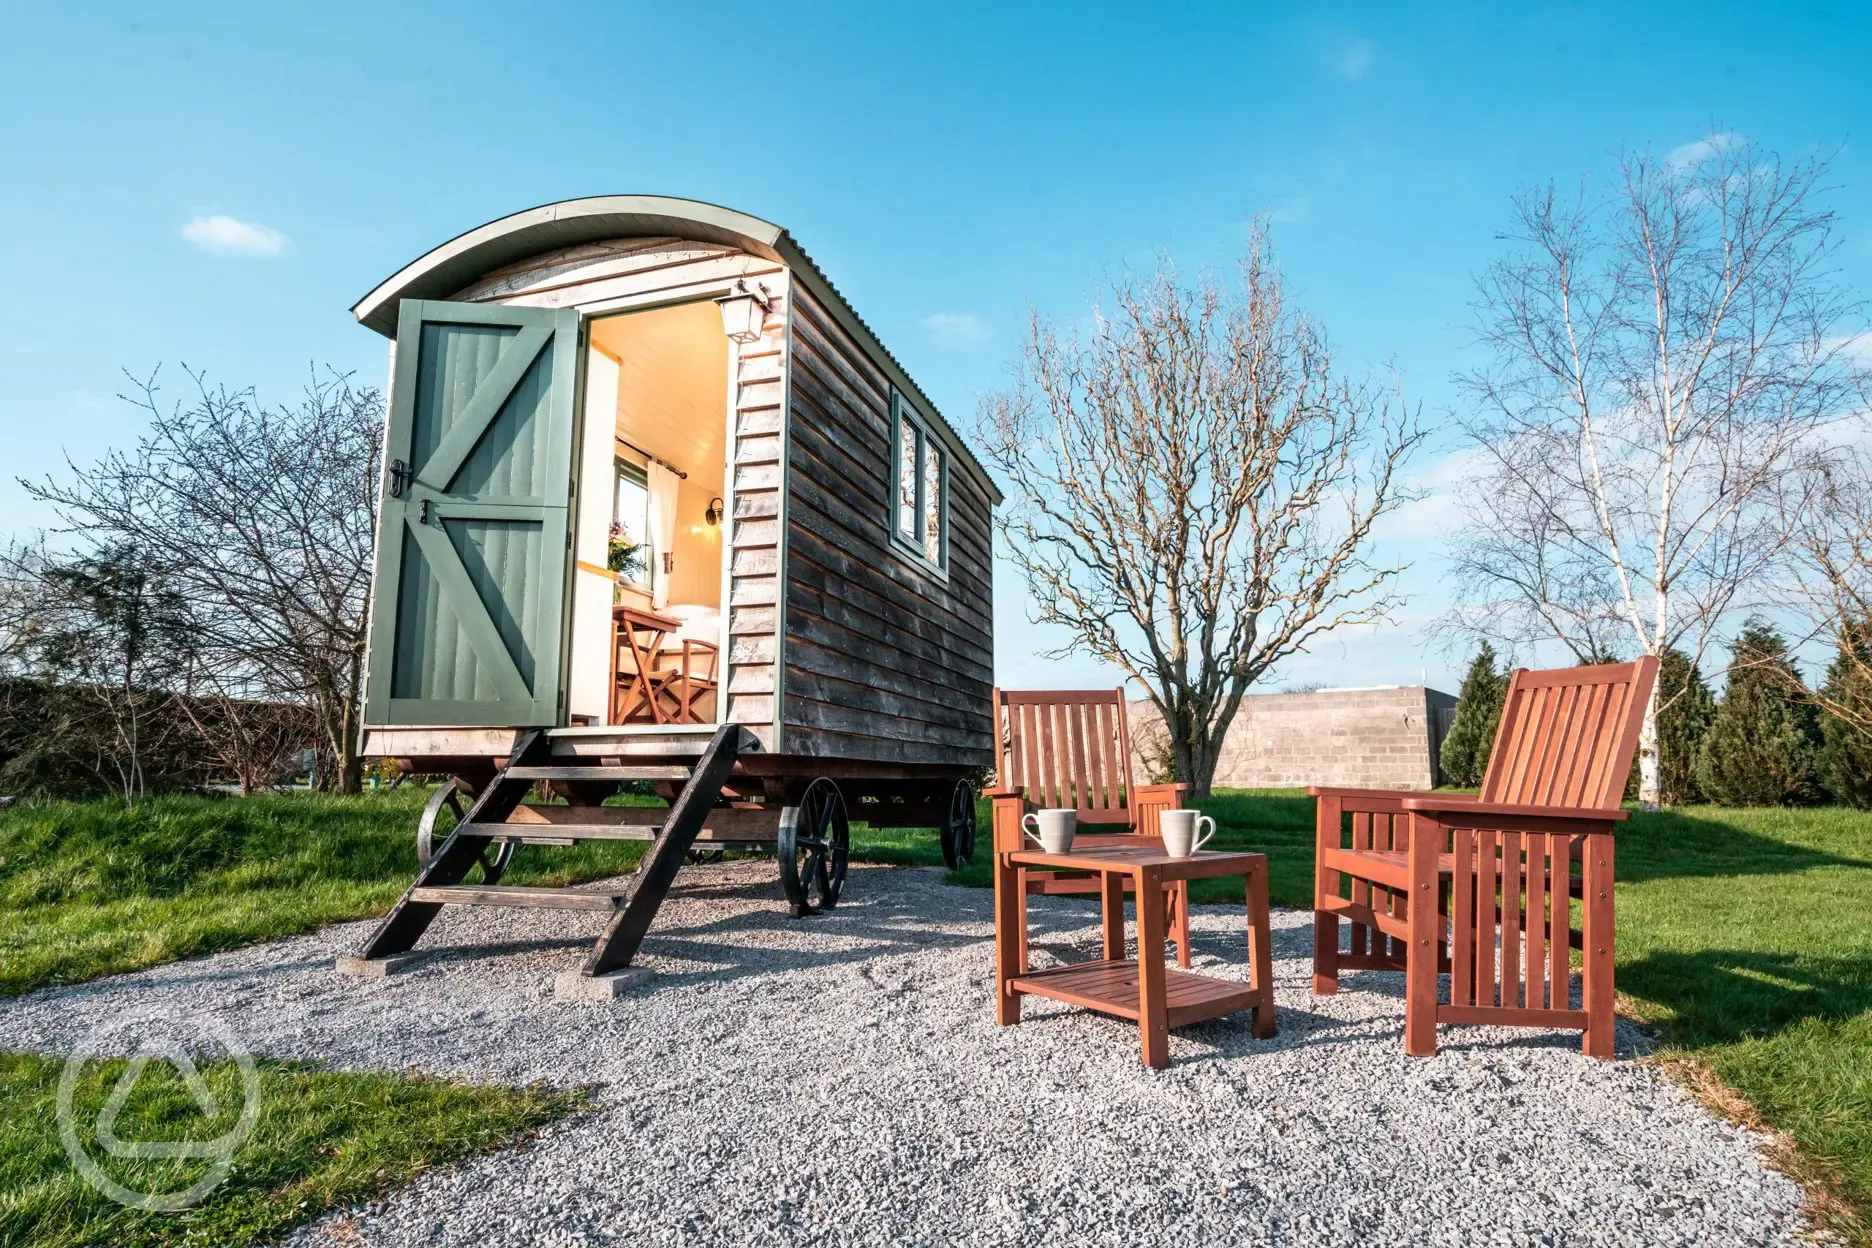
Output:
top-left (1695, 623), bottom-right (1819, 806)
top-left (1817, 622), bottom-right (1872, 809)
top-left (1440, 643), bottom-right (1506, 787)
top-left (1654, 648), bottom-right (1715, 805)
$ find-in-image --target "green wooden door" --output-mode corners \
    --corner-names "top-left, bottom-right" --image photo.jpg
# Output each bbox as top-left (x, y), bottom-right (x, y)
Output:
top-left (363, 299), bottom-right (581, 726)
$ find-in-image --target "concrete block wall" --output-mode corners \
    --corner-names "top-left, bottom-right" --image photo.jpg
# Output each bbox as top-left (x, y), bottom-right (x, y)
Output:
top-left (1129, 685), bottom-right (1458, 791)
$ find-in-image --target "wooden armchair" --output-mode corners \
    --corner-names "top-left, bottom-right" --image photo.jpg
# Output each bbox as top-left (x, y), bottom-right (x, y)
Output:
top-left (1312, 656), bottom-right (1658, 1058)
top-left (986, 688), bottom-right (1193, 967)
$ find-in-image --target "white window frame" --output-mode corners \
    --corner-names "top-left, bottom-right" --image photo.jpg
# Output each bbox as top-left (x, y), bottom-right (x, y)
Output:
top-left (613, 454), bottom-right (654, 594)
top-left (889, 388), bottom-right (948, 575)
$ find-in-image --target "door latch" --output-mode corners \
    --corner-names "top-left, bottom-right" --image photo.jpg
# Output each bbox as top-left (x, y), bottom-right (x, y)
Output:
top-left (388, 459), bottom-right (413, 498)
top-left (418, 498), bottom-right (432, 525)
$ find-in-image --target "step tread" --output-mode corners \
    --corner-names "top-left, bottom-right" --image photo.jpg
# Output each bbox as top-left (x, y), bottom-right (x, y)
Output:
top-left (410, 884), bottom-right (628, 911)
top-left (461, 822), bottom-right (658, 842)
top-left (503, 765), bottom-right (692, 781)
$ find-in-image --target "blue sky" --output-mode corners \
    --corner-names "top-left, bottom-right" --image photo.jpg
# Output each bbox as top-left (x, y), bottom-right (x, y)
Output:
top-left (1, 1), bottom-right (1867, 693)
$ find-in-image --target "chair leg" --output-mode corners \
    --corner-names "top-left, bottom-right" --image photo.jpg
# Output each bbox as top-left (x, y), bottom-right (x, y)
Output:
top-left (1404, 814), bottom-right (1440, 1056)
top-left (1312, 910), bottom-right (1340, 995)
top-left (1313, 794), bottom-right (1341, 994)
top-left (994, 851), bottom-right (1022, 1026)
top-left (1581, 833), bottom-right (1616, 1059)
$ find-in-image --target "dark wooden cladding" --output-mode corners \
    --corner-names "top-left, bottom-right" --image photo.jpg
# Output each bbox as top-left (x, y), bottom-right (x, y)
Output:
top-left (782, 287), bottom-right (994, 765)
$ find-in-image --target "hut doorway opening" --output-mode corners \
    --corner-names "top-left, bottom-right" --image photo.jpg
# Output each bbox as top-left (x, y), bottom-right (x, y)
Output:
top-left (566, 299), bottom-right (731, 728)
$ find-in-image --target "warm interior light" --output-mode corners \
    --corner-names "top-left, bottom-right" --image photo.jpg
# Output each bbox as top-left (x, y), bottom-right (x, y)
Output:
top-left (705, 496), bottom-right (723, 526)
top-left (715, 280), bottom-right (771, 345)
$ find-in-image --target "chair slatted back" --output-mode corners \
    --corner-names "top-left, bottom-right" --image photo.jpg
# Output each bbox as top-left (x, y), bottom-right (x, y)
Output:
top-left (993, 688), bottom-right (1136, 825)
top-left (1478, 657), bottom-right (1659, 809)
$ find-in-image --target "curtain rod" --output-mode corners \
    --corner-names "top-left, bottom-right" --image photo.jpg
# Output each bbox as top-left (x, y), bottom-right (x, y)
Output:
top-left (615, 436), bottom-right (688, 480)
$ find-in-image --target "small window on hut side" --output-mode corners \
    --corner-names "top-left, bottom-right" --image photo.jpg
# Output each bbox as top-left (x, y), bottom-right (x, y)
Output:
top-left (890, 388), bottom-right (946, 571)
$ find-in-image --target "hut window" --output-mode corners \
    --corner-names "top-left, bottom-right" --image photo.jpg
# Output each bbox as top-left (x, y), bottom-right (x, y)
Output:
top-left (890, 389), bottom-right (946, 571)
top-left (613, 456), bottom-right (653, 591)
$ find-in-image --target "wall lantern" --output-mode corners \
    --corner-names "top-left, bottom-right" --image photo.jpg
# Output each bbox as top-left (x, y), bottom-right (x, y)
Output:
top-left (716, 279), bottom-right (772, 345)
top-left (705, 496), bottom-right (723, 526)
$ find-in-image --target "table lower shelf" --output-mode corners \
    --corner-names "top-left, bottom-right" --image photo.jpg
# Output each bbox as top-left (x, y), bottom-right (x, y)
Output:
top-left (1010, 959), bottom-right (1267, 1028)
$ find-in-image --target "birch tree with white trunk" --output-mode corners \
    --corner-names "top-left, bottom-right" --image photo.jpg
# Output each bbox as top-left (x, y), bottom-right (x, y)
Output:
top-left (1446, 134), bottom-right (1866, 807)
top-left (979, 228), bottom-right (1425, 798)
top-left (1783, 437), bottom-right (1872, 733)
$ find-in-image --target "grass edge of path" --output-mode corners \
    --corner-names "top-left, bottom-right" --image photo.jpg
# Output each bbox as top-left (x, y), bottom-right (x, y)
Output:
top-left (0, 1050), bottom-right (592, 1248)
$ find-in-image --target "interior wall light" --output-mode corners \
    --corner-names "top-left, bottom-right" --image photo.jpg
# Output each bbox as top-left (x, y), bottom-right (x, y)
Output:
top-left (705, 496), bottom-right (724, 526)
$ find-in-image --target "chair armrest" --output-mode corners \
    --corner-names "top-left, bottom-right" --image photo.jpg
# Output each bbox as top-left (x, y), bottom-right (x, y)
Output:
top-left (1132, 782), bottom-right (1188, 803)
top-left (1400, 797), bottom-right (1628, 823)
top-left (1306, 785), bottom-right (1426, 813)
top-left (987, 788), bottom-right (1029, 854)
top-left (1308, 785), bottom-right (1474, 801)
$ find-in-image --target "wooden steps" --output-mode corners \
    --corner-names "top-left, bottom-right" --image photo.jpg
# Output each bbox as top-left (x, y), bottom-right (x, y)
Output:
top-left (349, 725), bottom-right (753, 980)
top-left (410, 884), bottom-right (629, 911)
top-left (460, 821), bottom-right (659, 844)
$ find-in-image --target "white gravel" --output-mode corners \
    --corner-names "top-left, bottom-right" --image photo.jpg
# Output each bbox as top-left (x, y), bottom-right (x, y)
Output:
top-left (0, 862), bottom-right (1817, 1247)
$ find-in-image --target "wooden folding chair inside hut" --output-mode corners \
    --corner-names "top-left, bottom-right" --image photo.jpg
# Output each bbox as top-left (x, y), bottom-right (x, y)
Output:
top-left (988, 688), bottom-right (1194, 968)
top-left (1311, 656), bottom-right (1658, 1058)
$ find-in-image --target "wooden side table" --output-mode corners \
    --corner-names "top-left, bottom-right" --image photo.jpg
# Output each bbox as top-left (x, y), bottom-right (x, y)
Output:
top-left (994, 843), bottom-right (1277, 1069)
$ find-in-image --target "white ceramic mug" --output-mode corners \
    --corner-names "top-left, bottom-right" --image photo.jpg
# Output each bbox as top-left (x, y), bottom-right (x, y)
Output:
top-left (1160, 808), bottom-right (1216, 858)
top-left (1022, 808), bottom-right (1078, 854)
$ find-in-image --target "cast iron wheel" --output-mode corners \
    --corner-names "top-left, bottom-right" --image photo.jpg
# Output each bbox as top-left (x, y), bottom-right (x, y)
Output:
top-left (939, 779), bottom-right (978, 869)
top-left (415, 777), bottom-right (514, 884)
top-left (777, 778), bottom-right (849, 917)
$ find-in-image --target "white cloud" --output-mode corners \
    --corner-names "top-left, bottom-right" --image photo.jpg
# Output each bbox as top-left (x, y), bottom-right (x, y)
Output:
top-left (1667, 131), bottom-right (1744, 173)
top-left (1327, 36), bottom-right (1376, 81)
top-left (921, 313), bottom-right (985, 345)
top-left (1379, 446), bottom-right (1491, 541)
top-left (182, 214), bottom-right (289, 256)
top-left (1828, 330), bottom-right (1872, 368)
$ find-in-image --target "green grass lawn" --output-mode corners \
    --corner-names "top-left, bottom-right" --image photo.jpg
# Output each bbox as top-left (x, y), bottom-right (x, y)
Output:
top-left (0, 1050), bottom-right (584, 1248)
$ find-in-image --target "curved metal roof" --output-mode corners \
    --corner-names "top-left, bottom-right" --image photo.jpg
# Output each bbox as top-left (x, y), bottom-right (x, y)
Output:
top-left (351, 195), bottom-right (996, 502)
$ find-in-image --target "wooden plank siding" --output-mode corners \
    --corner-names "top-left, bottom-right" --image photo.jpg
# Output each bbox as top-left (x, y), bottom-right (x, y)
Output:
top-left (780, 287), bottom-right (994, 764)
top-left (722, 275), bottom-right (790, 739)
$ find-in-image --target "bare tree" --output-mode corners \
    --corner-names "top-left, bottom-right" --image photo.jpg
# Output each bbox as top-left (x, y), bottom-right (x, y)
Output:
top-left (1447, 134), bottom-right (1867, 807)
top-left (979, 227), bottom-right (1425, 798)
top-left (1784, 439), bottom-right (1872, 732)
top-left (23, 368), bottom-right (382, 792)
top-left (0, 542), bottom-right (197, 800)
top-left (173, 693), bottom-right (320, 795)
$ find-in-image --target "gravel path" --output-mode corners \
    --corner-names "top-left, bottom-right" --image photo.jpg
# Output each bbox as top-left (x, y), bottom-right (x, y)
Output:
top-left (0, 862), bottom-right (1815, 1246)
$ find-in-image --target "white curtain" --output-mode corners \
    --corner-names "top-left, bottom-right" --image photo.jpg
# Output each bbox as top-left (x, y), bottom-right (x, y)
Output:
top-left (646, 461), bottom-right (680, 609)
